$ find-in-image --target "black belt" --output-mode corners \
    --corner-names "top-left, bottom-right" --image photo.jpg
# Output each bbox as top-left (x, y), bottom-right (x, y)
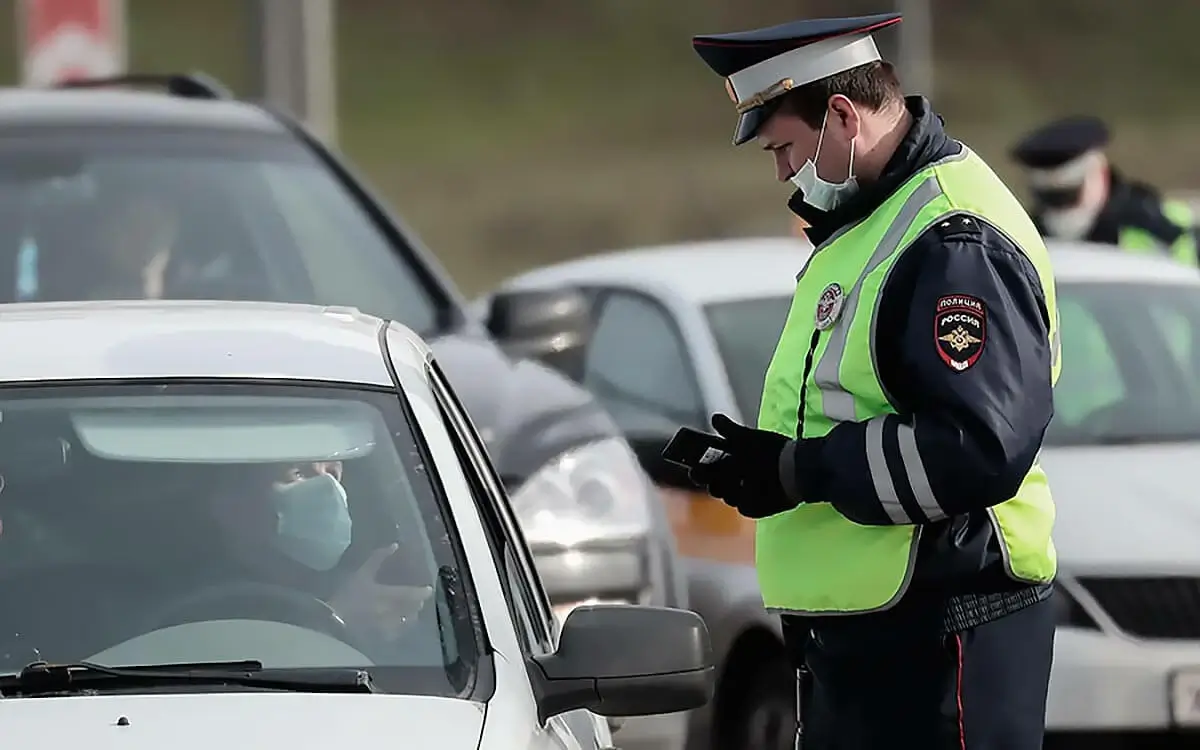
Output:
top-left (942, 582), bottom-right (1055, 633)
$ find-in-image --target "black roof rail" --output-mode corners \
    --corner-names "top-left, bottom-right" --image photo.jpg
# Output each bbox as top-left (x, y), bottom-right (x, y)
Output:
top-left (53, 72), bottom-right (232, 100)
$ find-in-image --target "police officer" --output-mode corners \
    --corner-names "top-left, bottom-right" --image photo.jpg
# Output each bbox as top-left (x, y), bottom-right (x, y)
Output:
top-left (689, 13), bottom-right (1058, 750)
top-left (1011, 115), bottom-right (1199, 265)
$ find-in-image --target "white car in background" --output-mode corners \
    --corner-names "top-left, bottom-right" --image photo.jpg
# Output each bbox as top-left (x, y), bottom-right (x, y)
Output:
top-left (0, 300), bottom-right (713, 749)
top-left (486, 238), bottom-right (1200, 750)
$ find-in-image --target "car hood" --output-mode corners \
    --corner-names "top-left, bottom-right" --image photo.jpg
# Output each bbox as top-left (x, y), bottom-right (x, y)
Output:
top-left (428, 333), bottom-right (621, 483)
top-left (1042, 443), bottom-right (1200, 572)
top-left (0, 692), bottom-right (485, 749)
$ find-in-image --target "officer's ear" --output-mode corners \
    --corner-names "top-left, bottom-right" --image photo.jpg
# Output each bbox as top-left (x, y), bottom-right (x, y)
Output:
top-left (827, 95), bottom-right (860, 140)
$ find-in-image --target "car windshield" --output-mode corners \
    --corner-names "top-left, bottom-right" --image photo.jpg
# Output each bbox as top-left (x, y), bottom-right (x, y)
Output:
top-left (704, 280), bottom-right (1200, 447)
top-left (0, 128), bottom-right (446, 335)
top-left (0, 381), bottom-right (478, 696)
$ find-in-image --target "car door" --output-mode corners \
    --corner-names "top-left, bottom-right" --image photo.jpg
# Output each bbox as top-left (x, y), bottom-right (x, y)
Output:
top-left (427, 359), bottom-right (610, 750)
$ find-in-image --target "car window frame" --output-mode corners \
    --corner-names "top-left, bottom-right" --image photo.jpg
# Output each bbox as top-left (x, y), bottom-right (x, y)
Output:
top-left (583, 286), bottom-right (708, 428)
top-left (425, 359), bottom-right (556, 656)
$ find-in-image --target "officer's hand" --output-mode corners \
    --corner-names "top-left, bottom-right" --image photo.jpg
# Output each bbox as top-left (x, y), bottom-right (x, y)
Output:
top-left (687, 451), bottom-right (739, 495)
top-left (706, 413), bottom-right (799, 519)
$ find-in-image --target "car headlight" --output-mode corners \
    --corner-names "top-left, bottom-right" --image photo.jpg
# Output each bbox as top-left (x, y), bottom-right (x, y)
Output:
top-left (510, 437), bottom-right (652, 548)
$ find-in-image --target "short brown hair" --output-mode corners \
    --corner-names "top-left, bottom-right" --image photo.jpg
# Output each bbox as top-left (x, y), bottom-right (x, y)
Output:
top-left (774, 61), bottom-right (903, 129)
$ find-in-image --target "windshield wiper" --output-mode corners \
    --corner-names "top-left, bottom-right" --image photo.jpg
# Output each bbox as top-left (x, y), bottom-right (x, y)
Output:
top-left (0, 659), bottom-right (376, 697)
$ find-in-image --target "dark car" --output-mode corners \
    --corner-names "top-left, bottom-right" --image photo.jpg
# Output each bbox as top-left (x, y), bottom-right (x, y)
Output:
top-left (0, 74), bottom-right (688, 750)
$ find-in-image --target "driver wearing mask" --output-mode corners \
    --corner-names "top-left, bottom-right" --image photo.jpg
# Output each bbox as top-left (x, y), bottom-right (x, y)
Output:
top-left (207, 461), bottom-right (432, 645)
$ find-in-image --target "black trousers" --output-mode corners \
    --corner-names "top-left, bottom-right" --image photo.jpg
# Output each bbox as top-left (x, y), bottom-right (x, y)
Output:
top-left (782, 594), bottom-right (1056, 750)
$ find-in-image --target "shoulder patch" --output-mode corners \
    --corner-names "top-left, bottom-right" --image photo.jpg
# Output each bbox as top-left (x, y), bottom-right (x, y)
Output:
top-left (934, 294), bottom-right (986, 372)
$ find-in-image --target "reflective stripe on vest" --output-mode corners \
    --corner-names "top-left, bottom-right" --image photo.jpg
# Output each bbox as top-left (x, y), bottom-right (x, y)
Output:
top-left (812, 177), bottom-right (945, 523)
top-left (755, 146), bottom-right (1058, 615)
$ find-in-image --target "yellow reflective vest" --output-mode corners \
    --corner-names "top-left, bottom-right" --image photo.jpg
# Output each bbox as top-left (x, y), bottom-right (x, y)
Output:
top-left (756, 147), bottom-right (1059, 615)
top-left (1117, 199), bottom-right (1198, 267)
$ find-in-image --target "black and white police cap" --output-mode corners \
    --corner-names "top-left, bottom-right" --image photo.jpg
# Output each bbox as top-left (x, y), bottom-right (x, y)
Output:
top-left (692, 13), bottom-right (902, 145)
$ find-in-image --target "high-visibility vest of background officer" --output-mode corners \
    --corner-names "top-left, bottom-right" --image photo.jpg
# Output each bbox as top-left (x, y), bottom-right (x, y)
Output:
top-left (689, 11), bottom-right (1060, 749)
top-left (1011, 115), bottom-right (1199, 266)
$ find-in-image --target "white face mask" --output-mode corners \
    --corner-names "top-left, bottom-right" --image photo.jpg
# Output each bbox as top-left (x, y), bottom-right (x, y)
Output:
top-left (790, 110), bottom-right (858, 211)
top-left (1042, 202), bottom-right (1101, 242)
top-left (1035, 159), bottom-right (1106, 242)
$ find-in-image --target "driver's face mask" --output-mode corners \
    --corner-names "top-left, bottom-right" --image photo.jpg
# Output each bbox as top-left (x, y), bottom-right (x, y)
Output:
top-left (272, 473), bottom-right (352, 572)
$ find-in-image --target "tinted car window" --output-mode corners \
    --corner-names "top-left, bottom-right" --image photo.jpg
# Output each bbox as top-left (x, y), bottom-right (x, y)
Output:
top-left (704, 297), bottom-right (791, 423)
top-left (1052, 294), bottom-right (1125, 428)
top-left (0, 129), bottom-right (441, 334)
top-left (583, 291), bottom-right (705, 427)
top-left (701, 283), bottom-right (1200, 446)
top-left (0, 382), bottom-right (478, 696)
top-left (1045, 281), bottom-right (1200, 445)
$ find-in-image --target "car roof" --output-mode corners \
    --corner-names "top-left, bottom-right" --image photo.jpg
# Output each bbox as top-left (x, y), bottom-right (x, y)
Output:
top-left (0, 88), bottom-right (282, 133)
top-left (0, 300), bottom-right (432, 387)
top-left (503, 237), bottom-right (810, 305)
top-left (503, 237), bottom-right (1200, 305)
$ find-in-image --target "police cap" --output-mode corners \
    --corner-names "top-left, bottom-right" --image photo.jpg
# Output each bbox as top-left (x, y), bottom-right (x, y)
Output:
top-left (1010, 115), bottom-right (1110, 170)
top-left (692, 13), bottom-right (902, 146)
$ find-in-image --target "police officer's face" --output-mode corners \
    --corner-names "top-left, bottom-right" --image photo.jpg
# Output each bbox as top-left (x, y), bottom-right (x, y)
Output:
top-left (1029, 157), bottom-right (1109, 240)
top-left (758, 97), bottom-right (859, 184)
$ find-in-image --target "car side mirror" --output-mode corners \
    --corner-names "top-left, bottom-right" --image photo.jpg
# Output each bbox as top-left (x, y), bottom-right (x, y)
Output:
top-left (486, 287), bottom-right (592, 382)
top-left (530, 604), bottom-right (713, 720)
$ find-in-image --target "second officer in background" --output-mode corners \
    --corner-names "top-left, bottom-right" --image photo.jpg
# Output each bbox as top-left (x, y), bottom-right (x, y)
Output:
top-left (1011, 115), bottom-right (1199, 265)
top-left (689, 11), bottom-right (1059, 750)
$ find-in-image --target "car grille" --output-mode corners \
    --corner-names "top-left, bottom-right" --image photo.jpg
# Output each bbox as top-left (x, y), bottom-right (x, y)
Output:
top-left (1079, 576), bottom-right (1200, 639)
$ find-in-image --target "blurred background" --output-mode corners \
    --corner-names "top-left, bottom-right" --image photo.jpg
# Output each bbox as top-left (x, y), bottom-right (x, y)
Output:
top-left (2, 0), bottom-right (1197, 294)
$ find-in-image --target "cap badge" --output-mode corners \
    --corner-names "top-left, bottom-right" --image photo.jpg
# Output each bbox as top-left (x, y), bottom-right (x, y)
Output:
top-left (731, 78), bottom-right (795, 114)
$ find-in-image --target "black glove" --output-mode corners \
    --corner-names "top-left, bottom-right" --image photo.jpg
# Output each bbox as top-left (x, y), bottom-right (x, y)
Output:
top-left (688, 413), bottom-right (799, 519)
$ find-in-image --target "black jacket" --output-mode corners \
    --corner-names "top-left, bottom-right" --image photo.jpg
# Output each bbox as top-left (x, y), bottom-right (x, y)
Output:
top-left (787, 97), bottom-right (1055, 631)
top-left (1033, 170), bottom-right (1197, 260)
